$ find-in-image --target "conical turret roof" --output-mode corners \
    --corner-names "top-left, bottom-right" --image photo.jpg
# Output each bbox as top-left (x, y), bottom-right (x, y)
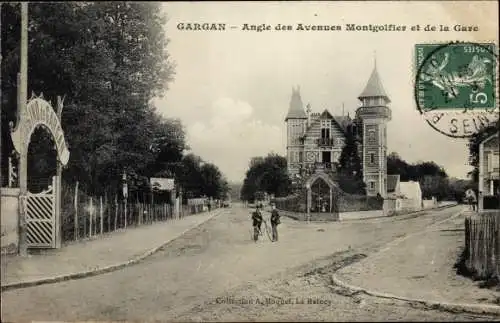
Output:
top-left (285, 86), bottom-right (307, 120)
top-left (358, 64), bottom-right (390, 103)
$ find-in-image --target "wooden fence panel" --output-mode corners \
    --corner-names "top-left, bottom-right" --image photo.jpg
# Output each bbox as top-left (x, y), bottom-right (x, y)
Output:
top-left (61, 189), bottom-right (221, 244)
top-left (465, 212), bottom-right (500, 281)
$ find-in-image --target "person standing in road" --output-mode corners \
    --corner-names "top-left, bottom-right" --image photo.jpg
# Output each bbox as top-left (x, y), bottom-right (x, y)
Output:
top-left (465, 188), bottom-right (477, 211)
top-left (270, 204), bottom-right (281, 242)
top-left (251, 205), bottom-right (263, 242)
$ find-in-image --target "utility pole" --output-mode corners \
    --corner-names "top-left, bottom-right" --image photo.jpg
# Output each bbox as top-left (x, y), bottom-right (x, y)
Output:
top-left (18, 2), bottom-right (29, 256)
top-left (0, 3), bottom-right (3, 220)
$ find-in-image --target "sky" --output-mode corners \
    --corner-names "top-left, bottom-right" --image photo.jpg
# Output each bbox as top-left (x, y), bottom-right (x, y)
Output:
top-left (153, 1), bottom-right (498, 183)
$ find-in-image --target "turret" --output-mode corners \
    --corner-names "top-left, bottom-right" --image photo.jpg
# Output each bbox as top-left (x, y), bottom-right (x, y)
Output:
top-left (285, 86), bottom-right (307, 179)
top-left (356, 60), bottom-right (391, 197)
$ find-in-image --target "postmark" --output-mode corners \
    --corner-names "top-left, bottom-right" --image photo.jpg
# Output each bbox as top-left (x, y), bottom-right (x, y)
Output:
top-left (414, 42), bottom-right (498, 138)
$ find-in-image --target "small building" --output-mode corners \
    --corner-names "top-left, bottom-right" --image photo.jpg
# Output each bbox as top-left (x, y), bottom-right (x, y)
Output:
top-left (399, 181), bottom-right (423, 212)
top-left (387, 174), bottom-right (401, 197)
top-left (479, 132), bottom-right (500, 211)
top-left (383, 174), bottom-right (402, 213)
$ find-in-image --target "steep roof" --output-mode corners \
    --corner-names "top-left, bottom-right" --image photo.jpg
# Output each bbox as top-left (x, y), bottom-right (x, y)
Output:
top-left (333, 116), bottom-right (352, 132)
top-left (285, 86), bottom-right (307, 120)
top-left (305, 109), bottom-right (353, 135)
top-left (387, 175), bottom-right (400, 193)
top-left (358, 65), bottom-right (391, 103)
top-left (480, 132), bottom-right (499, 147)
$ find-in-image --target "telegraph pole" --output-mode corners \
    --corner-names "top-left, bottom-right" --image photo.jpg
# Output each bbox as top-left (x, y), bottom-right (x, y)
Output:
top-left (0, 3), bottom-right (3, 219)
top-left (18, 2), bottom-right (29, 256)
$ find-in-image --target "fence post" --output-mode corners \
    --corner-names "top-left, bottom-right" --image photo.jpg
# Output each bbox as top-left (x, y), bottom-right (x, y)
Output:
top-left (89, 197), bottom-right (93, 237)
top-left (124, 197), bottom-right (128, 230)
top-left (494, 216), bottom-right (500, 280)
top-left (100, 196), bottom-right (103, 235)
top-left (139, 203), bottom-right (143, 226)
top-left (106, 192), bottom-right (109, 232)
top-left (114, 195), bottom-right (118, 231)
top-left (74, 181), bottom-right (79, 240)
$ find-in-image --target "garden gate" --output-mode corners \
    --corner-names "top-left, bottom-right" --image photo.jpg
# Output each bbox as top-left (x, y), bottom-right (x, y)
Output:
top-left (21, 176), bottom-right (58, 248)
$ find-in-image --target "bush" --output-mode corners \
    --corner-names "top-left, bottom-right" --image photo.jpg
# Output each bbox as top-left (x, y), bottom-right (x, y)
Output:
top-left (271, 184), bottom-right (383, 213)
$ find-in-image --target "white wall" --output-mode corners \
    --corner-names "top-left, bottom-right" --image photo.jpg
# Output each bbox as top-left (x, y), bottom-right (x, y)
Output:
top-left (1, 188), bottom-right (20, 255)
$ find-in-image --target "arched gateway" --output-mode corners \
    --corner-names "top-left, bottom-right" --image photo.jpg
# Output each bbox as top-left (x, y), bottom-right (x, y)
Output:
top-left (10, 94), bottom-right (70, 250)
top-left (305, 172), bottom-right (339, 218)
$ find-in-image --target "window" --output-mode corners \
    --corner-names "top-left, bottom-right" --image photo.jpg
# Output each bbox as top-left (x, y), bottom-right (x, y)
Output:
top-left (320, 120), bottom-right (331, 139)
top-left (488, 152), bottom-right (499, 172)
top-left (370, 153), bottom-right (375, 164)
top-left (369, 181), bottom-right (375, 190)
top-left (368, 130), bottom-right (376, 142)
top-left (299, 151), bottom-right (303, 163)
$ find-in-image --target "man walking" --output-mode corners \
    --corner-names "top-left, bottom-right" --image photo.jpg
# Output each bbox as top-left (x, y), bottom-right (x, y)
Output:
top-left (270, 204), bottom-right (281, 242)
top-left (251, 205), bottom-right (263, 242)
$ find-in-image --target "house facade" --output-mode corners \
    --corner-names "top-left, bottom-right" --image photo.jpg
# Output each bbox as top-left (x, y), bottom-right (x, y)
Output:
top-left (285, 62), bottom-right (391, 197)
top-left (478, 132), bottom-right (500, 211)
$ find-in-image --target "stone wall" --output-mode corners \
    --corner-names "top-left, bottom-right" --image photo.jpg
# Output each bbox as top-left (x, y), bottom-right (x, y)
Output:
top-left (1, 188), bottom-right (20, 255)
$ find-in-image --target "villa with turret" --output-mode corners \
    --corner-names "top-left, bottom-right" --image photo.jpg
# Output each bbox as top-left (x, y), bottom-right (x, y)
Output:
top-left (285, 62), bottom-right (393, 198)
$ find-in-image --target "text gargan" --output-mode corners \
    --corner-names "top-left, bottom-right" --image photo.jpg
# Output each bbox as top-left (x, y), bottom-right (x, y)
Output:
top-left (177, 23), bottom-right (226, 31)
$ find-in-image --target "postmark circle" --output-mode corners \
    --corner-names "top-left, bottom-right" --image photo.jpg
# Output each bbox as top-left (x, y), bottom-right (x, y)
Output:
top-left (414, 41), bottom-right (498, 138)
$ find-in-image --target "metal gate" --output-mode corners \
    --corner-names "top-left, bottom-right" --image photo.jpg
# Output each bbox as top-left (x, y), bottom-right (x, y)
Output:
top-left (23, 176), bottom-right (58, 248)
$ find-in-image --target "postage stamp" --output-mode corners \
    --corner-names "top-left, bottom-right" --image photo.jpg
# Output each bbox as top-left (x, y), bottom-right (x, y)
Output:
top-left (414, 42), bottom-right (498, 138)
top-left (415, 42), bottom-right (496, 112)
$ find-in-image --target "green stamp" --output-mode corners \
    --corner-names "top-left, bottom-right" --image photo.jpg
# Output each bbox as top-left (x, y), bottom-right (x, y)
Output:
top-left (415, 42), bottom-right (497, 112)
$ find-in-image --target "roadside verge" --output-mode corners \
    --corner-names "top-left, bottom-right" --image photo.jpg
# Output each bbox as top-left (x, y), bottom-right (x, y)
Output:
top-left (331, 207), bottom-right (500, 316)
top-left (1, 210), bottom-right (223, 292)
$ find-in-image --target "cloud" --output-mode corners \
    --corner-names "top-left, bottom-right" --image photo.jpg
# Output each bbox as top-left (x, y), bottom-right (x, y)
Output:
top-left (187, 98), bottom-right (283, 182)
top-left (156, 2), bottom-right (497, 183)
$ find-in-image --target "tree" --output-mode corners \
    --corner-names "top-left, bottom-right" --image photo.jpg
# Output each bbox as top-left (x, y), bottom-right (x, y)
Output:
top-left (200, 163), bottom-right (229, 199)
top-left (174, 154), bottom-right (229, 201)
top-left (387, 151), bottom-right (453, 200)
top-left (1, 3), bottom-right (177, 197)
top-left (337, 132), bottom-right (365, 194)
top-left (240, 153), bottom-right (292, 202)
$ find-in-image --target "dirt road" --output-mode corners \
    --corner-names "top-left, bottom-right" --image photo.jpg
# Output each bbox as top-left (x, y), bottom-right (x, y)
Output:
top-left (2, 204), bottom-right (496, 321)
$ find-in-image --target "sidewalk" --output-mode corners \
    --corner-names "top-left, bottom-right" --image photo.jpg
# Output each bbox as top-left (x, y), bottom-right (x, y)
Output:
top-left (1, 209), bottom-right (223, 289)
top-left (335, 210), bottom-right (500, 308)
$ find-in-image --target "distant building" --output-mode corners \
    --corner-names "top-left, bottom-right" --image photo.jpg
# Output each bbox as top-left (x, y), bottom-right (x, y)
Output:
top-left (478, 132), bottom-right (500, 211)
top-left (387, 174), bottom-right (401, 197)
top-left (285, 61), bottom-right (391, 197)
top-left (399, 181), bottom-right (423, 212)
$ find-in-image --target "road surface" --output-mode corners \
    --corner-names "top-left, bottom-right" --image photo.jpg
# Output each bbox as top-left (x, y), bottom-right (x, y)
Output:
top-left (1, 204), bottom-right (497, 321)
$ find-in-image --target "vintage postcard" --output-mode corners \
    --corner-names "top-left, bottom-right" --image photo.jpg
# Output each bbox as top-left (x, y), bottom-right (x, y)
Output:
top-left (1, 1), bottom-right (499, 322)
